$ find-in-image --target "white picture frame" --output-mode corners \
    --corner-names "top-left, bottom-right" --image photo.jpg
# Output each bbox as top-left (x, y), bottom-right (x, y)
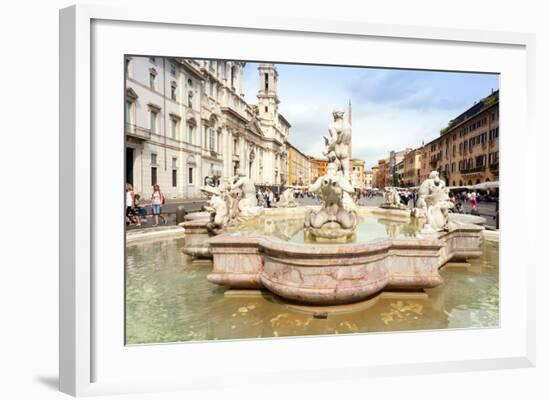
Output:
top-left (59, 4), bottom-right (536, 397)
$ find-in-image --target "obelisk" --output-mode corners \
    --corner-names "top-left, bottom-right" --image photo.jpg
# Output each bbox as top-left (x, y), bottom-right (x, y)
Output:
top-left (348, 99), bottom-right (352, 159)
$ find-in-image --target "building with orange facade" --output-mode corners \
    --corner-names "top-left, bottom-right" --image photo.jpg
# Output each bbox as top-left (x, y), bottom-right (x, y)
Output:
top-left (308, 156), bottom-right (328, 183)
top-left (371, 166), bottom-right (379, 189)
top-left (376, 159), bottom-right (389, 189)
top-left (420, 90), bottom-right (499, 187)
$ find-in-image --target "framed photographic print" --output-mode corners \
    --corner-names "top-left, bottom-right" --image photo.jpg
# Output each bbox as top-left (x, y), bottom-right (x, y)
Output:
top-left (60, 4), bottom-right (536, 397)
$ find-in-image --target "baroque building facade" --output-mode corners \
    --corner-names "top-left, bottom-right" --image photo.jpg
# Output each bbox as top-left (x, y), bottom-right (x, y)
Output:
top-left (420, 90), bottom-right (499, 186)
top-left (402, 148), bottom-right (423, 187)
top-left (308, 156), bottom-right (328, 184)
top-left (371, 90), bottom-right (499, 189)
top-left (364, 170), bottom-right (374, 188)
top-left (287, 142), bottom-right (311, 187)
top-left (125, 57), bottom-right (290, 199)
top-left (350, 158), bottom-right (366, 189)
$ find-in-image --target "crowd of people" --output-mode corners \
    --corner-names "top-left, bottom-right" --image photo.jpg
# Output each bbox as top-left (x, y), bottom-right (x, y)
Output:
top-left (449, 190), bottom-right (482, 215)
top-left (355, 186), bottom-right (495, 215)
top-left (256, 187), bottom-right (277, 208)
top-left (125, 183), bottom-right (166, 227)
top-left (256, 187), bottom-right (323, 207)
top-left (125, 181), bottom-right (498, 229)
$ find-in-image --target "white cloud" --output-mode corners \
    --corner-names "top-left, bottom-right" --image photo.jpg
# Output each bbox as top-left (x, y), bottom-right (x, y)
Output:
top-left (242, 62), bottom-right (498, 170)
top-left (280, 96), bottom-right (461, 169)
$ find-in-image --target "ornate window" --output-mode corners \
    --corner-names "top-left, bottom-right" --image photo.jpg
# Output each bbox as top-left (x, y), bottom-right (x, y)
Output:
top-left (149, 110), bottom-right (158, 133)
top-left (170, 117), bottom-right (179, 139)
top-left (147, 103), bottom-right (161, 134)
top-left (187, 155), bottom-right (196, 185)
top-left (208, 117), bottom-right (217, 151)
top-left (186, 118), bottom-right (196, 144)
top-left (149, 68), bottom-right (157, 90)
top-left (170, 81), bottom-right (177, 101)
top-left (125, 57), bottom-right (133, 78)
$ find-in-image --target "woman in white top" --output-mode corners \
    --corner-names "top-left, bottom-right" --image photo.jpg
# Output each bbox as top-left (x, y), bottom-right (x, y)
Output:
top-left (151, 184), bottom-right (166, 226)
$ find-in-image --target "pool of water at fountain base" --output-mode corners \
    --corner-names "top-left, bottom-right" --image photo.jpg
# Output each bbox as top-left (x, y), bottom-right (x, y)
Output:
top-left (229, 215), bottom-right (421, 244)
top-left (125, 238), bottom-right (499, 345)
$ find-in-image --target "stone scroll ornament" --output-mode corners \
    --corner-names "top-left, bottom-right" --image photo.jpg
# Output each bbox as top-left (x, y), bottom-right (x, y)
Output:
top-left (413, 171), bottom-right (455, 232)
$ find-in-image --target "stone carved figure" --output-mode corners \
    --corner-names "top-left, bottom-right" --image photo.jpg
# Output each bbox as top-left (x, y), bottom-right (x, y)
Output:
top-left (381, 187), bottom-right (407, 210)
top-left (323, 108), bottom-right (352, 180)
top-left (342, 191), bottom-right (358, 214)
top-left (414, 171), bottom-right (454, 232)
top-left (304, 162), bottom-right (358, 240)
top-left (230, 170), bottom-right (261, 220)
top-left (275, 188), bottom-right (298, 208)
top-left (204, 175), bottom-right (215, 187)
top-left (200, 185), bottom-right (231, 235)
top-left (218, 178), bottom-right (239, 221)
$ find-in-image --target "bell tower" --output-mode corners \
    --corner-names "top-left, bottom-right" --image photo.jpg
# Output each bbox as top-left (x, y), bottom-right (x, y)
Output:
top-left (257, 64), bottom-right (279, 121)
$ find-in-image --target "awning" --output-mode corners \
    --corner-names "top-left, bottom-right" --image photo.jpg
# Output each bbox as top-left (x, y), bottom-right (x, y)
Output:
top-left (449, 181), bottom-right (499, 191)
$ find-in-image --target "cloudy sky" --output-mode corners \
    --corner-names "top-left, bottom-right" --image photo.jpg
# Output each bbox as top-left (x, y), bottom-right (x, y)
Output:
top-left (242, 63), bottom-right (499, 169)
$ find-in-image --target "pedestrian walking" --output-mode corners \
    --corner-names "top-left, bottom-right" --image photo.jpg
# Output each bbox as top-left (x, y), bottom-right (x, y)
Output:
top-left (268, 189), bottom-right (274, 208)
top-left (471, 191), bottom-right (478, 214)
top-left (126, 183), bottom-right (141, 227)
top-left (151, 184), bottom-right (166, 226)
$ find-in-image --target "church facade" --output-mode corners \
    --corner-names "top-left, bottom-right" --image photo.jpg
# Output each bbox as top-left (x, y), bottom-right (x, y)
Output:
top-left (125, 57), bottom-right (291, 199)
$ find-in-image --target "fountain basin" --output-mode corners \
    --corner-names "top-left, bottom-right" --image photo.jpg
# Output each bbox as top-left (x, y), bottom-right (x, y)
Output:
top-left (181, 219), bottom-right (212, 258)
top-left (206, 223), bottom-right (483, 305)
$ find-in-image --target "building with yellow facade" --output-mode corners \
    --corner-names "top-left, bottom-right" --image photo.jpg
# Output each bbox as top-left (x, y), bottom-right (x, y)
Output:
top-left (286, 142), bottom-right (311, 187)
top-left (351, 158), bottom-right (366, 189)
top-left (403, 148), bottom-right (422, 187)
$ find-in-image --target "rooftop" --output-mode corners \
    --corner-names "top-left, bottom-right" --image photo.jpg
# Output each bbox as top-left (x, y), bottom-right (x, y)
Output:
top-left (440, 89), bottom-right (499, 136)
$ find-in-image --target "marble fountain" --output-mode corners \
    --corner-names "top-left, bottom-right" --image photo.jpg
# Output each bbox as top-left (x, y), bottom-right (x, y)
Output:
top-left (182, 109), bottom-right (484, 306)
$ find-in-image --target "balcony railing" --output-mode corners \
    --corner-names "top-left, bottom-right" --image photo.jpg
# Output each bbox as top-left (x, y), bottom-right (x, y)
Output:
top-left (126, 124), bottom-right (151, 140)
top-left (202, 148), bottom-right (222, 160)
top-left (459, 165), bottom-right (486, 174)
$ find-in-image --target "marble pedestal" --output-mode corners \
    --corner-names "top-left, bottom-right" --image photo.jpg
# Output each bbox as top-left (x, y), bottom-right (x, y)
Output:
top-left (206, 224), bottom-right (484, 305)
top-left (181, 219), bottom-right (213, 258)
